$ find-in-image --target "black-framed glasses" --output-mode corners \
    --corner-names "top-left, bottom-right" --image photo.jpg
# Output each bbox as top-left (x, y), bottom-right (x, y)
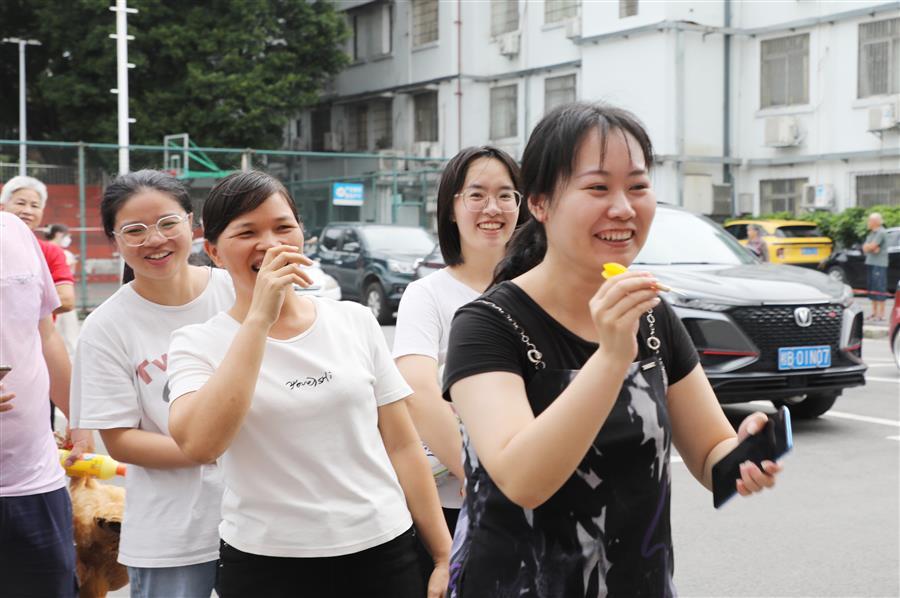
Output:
top-left (455, 189), bottom-right (522, 213)
top-left (114, 213), bottom-right (189, 247)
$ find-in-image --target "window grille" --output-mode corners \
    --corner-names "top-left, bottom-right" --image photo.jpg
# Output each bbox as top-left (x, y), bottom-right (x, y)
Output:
top-left (859, 18), bottom-right (900, 98)
top-left (761, 34), bottom-right (809, 108)
top-left (856, 173), bottom-right (900, 207)
top-left (491, 0), bottom-right (519, 36)
top-left (544, 74), bottom-right (576, 113)
top-left (413, 0), bottom-right (439, 46)
top-left (491, 85), bottom-right (518, 139)
top-left (545, 0), bottom-right (578, 24)
top-left (759, 178), bottom-right (807, 214)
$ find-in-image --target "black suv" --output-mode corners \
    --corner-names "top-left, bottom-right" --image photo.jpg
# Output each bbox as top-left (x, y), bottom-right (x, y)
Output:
top-left (312, 222), bottom-right (435, 323)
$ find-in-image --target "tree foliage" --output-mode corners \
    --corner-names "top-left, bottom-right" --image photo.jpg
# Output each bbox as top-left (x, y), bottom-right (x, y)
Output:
top-left (1, 0), bottom-right (348, 148)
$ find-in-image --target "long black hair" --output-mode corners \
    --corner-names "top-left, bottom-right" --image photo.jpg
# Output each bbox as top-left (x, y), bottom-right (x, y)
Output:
top-left (492, 102), bottom-right (654, 285)
top-left (436, 146), bottom-right (525, 266)
top-left (100, 170), bottom-right (193, 285)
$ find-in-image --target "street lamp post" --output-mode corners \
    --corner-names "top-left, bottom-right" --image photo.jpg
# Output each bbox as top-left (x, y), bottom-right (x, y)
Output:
top-left (2, 37), bottom-right (42, 176)
top-left (109, 0), bottom-right (137, 175)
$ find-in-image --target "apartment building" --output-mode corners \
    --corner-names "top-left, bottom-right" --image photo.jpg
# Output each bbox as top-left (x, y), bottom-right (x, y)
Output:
top-left (289, 0), bottom-right (899, 222)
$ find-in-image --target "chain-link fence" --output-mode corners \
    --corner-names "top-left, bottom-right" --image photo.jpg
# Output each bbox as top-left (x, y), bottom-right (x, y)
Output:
top-left (0, 140), bottom-right (446, 313)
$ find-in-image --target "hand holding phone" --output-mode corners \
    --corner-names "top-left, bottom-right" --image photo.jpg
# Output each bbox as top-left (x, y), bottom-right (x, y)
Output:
top-left (712, 406), bottom-right (792, 509)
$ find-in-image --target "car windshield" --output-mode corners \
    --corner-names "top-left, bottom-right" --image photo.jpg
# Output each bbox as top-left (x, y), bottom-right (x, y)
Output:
top-left (361, 226), bottom-right (435, 254)
top-left (775, 225), bottom-right (823, 238)
top-left (634, 207), bottom-right (757, 266)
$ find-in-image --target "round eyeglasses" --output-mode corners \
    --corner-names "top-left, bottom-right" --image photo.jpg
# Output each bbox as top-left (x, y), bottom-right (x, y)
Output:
top-left (455, 189), bottom-right (522, 213)
top-left (114, 214), bottom-right (189, 247)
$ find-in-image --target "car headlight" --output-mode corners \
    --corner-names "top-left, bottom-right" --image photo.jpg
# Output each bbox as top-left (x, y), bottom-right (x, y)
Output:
top-left (839, 283), bottom-right (854, 307)
top-left (666, 293), bottom-right (733, 312)
top-left (388, 259), bottom-right (415, 274)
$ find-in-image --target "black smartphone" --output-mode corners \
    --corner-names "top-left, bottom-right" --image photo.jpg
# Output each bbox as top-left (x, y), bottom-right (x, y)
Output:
top-left (712, 406), bottom-right (792, 509)
top-left (0, 365), bottom-right (11, 382)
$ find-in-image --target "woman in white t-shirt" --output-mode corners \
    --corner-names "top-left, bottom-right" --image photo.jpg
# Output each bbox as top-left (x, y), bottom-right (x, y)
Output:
top-left (166, 171), bottom-right (451, 598)
top-left (392, 146), bottom-right (525, 563)
top-left (71, 171), bottom-right (234, 598)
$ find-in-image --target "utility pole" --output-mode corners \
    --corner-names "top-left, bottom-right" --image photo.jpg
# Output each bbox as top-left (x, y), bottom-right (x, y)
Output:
top-left (109, 0), bottom-right (137, 175)
top-left (2, 37), bottom-right (41, 176)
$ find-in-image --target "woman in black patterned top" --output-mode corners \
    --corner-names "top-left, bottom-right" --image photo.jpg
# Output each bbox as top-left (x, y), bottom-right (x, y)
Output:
top-left (443, 102), bottom-right (784, 597)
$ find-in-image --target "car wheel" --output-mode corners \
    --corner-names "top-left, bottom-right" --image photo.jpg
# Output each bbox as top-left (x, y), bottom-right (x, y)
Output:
top-left (826, 266), bottom-right (847, 284)
top-left (364, 281), bottom-right (391, 325)
top-left (775, 392), bottom-right (839, 419)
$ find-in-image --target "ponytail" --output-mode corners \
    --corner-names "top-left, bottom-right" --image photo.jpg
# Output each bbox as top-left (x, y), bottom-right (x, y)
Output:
top-left (491, 218), bottom-right (547, 285)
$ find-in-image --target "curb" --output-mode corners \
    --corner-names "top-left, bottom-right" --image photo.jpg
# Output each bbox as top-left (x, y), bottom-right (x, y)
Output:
top-left (863, 326), bottom-right (889, 339)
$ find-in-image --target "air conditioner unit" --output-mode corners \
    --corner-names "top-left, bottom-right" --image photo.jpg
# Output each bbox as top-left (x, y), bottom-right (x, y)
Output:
top-left (801, 183), bottom-right (835, 210)
top-left (763, 116), bottom-right (800, 147)
top-left (323, 132), bottom-right (342, 152)
top-left (377, 149), bottom-right (406, 172)
top-left (412, 141), bottom-right (441, 158)
top-left (498, 32), bottom-right (520, 57)
top-left (565, 19), bottom-right (581, 39)
top-left (867, 102), bottom-right (900, 132)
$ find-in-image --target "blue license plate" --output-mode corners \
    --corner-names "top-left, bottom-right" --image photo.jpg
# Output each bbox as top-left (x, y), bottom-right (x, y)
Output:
top-left (801, 247), bottom-right (818, 255)
top-left (778, 345), bottom-right (831, 370)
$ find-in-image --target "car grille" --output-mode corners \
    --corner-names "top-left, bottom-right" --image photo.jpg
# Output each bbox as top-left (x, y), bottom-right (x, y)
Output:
top-left (728, 304), bottom-right (843, 371)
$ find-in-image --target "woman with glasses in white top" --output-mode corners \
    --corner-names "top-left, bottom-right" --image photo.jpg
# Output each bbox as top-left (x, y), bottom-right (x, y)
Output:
top-left (71, 170), bottom-right (233, 598)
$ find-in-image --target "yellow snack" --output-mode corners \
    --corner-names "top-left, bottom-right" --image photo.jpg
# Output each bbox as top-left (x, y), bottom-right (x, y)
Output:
top-left (601, 262), bottom-right (628, 279)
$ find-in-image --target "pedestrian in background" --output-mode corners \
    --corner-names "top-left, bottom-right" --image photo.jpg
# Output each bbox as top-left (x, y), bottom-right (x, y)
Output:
top-left (442, 102), bottom-right (783, 597)
top-left (71, 171), bottom-right (232, 598)
top-left (862, 212), bottom-right (888, 322)
top-left (393, 146), bottom-right (526, 576)
top-left (0, 211), bottom-right (93, 598)
top-left (167, 171), bottom-right (451, 598)
top-left (746, 223), bottom-right (769, 262)
top-left (46, 224), bottom-right (81, 356)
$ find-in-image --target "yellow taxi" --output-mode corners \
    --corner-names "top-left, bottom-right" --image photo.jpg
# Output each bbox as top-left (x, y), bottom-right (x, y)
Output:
top-left (723, 219), bottom-right (833, 266)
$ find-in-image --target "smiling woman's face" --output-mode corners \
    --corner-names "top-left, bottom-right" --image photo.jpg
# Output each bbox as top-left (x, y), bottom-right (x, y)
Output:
top-left (206, 193), bottom-right (303, 295)
top-left (453, 157), bottom-right (520, 259)
top-left (4, 188), bottom-right (44, 230)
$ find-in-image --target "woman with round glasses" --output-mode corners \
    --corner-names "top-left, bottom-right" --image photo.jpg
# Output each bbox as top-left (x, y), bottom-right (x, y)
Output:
top-left (392, 146), bottom-right (526, 573)
top-left (71, 170), bottom-right (233, 598)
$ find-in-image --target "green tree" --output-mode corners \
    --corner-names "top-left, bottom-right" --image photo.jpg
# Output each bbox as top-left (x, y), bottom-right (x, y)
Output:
top-left (1, 0), bottom-right (348, 148)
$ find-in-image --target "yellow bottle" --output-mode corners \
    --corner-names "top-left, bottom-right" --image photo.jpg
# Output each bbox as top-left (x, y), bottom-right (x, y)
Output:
top-left (58, 449), bottom-right (126, 479)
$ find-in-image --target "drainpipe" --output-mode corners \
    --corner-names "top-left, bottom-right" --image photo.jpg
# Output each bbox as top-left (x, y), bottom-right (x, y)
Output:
top-left (456, 0), bottom-right (462, 152)
top-left (675, 25), bottom-right (685, 207)
top-left (723, 0), bottom-right (734, 215)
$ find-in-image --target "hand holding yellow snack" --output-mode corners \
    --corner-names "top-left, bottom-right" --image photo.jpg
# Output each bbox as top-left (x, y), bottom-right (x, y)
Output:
top-left (602, 262), bottom-right (677, 293)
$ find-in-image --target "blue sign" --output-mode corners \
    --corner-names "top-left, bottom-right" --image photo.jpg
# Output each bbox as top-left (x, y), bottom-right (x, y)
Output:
top-left (332, 182), bottom-right (364, 207)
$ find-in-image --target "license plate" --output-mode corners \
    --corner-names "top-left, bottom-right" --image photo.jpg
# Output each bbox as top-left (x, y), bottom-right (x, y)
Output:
top-left (778, 345), bottom-right (831, 370)
top-left (801, 247), bottom-right (818, 255)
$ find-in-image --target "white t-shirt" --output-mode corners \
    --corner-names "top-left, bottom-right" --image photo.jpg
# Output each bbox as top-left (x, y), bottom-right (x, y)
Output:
top-left (168, 297), bottom-right (414, 558)
top-left (70, 267), bottom-right (234, 568)
top-left (392, 268), bottom-right (480, 508)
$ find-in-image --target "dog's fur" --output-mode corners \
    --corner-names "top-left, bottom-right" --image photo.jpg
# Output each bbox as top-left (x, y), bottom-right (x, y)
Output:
top-left (68, 476), bottom-right (129, 598)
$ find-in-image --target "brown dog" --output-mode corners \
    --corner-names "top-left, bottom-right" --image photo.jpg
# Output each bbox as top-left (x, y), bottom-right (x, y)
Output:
top-left (68, 476), bottom-right (129, 598)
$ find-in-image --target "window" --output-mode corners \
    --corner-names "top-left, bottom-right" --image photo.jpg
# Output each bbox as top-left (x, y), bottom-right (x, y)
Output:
top-left (414, 92), bottom-right (438, 142)
top-left (491, 0), bottom-right (519, 36)
top-left (760, 34), bottom-right (809, 108)
top-left (310, 105), bottom-right (331, 152)
top-left (346, 104), bottom-right (368, 151)
top-left (544, 74), bottom-right (576, 113)
top-left (321, 227), bottom-right (342, 251)
top-left (412, 0), bottom-right (439, 46)
top-left (859, 18), bottom-right (900, 98)
top-left (619, 0), bottom-right (638, 18)
top-left (856, 173), bottom-right (900, 208)
top-left (490, 85), bottom-right (518, 139)
top-left (544, 0), bottom-right (578, 24)
top-left (759, 178), bottom-right (807, 214)
top-left (371, 100), bottom-right (393, 150)
top-left (350, 2), bottom-right (392, 61)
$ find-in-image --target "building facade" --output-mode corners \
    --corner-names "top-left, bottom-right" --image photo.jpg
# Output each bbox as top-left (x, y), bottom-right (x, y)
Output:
top-left (290, 0), bottom-right (900, 225)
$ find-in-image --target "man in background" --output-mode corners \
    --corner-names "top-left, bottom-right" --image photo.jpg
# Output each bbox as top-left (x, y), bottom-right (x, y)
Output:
top-left (862, 212), bottom-right (888, 322)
